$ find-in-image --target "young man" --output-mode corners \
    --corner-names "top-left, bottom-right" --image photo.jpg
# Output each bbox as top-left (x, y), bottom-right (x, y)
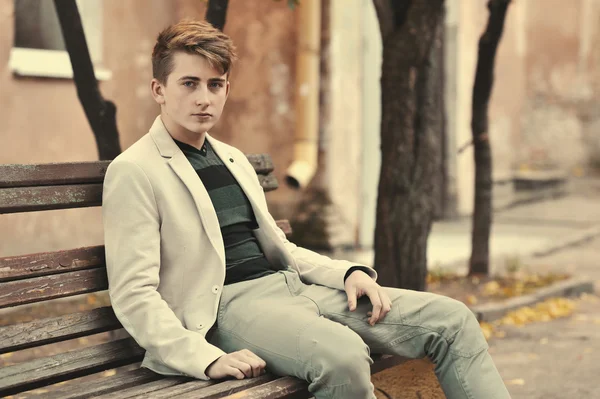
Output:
top-left (102, 20), bottom-right (510, 399)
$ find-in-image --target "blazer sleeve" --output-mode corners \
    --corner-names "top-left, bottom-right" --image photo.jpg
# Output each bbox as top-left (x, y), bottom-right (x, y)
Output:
top-left (237, 151), bottom-right (377, 291)
top-left (102, 159), bottom-right (225, 380)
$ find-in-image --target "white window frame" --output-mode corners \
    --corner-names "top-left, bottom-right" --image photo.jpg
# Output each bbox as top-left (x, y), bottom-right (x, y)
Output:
top-left (9, 0), bottom-right (111, 80)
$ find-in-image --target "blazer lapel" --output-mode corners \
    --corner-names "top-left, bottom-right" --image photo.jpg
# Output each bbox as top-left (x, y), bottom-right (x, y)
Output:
top-left (168, 153), bottom-right (225, 264)
top-left (149, 117), bottom-right (225, 265)
top-left (206, 135), bottom-right (263, 221)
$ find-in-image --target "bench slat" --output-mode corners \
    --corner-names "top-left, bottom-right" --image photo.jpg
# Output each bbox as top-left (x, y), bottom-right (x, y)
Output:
top-left (0, 174), bottom-right (277, 214)
top-left (246, 154), bottom-right (275, 175)
top-left (0, 246), bottom-right (104, 283)
top-left (0, 338), bottom-right (144, 397)
top-left (86, 375), bottom-right (192, 399)
top-left (260, 174), bottom-right (279, 192)
top-left (0, 184), bottom-right (103, 214)
top-left (0, 156), bottom-right (274, 188)
top-left (371, 354), bottom-right (407, 374)
top-left (0, 268), bottom-right (107, 309)
top-left (41, 367), bottom-right (162, 399)
top-left (0, 306), bottom-right (121, 354)
top-left (218, 376), bottom-right (309, 399)
top-left (139, 374), bottom-right (275, 399)
top-left (0, 162), bottom-right (110, 188)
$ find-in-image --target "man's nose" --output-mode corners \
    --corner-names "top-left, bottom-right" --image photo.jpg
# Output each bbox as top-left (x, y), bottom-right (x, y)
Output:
top-left (195, 85), bottom-right (210, 106)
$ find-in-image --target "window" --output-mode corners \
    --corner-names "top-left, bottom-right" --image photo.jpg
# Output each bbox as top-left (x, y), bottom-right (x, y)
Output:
top-left (9, 0), bottom-right (111, 80)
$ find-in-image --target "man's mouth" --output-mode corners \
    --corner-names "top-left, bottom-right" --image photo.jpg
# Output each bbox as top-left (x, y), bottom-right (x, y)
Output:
top-left (193, 113), bottom-right (212, 118)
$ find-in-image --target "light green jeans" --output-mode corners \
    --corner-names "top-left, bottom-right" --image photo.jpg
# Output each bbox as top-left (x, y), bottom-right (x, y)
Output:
top-left (209, 270), bottom-right (511, 399)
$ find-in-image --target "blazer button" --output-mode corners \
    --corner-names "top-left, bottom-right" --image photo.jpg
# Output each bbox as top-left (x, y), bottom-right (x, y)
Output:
top-left (229, 158), bottom-right (234, 163)
top-left (197, 323), bottom-right (204, 330)
top-left (211, 285), bottom-right (219, 294)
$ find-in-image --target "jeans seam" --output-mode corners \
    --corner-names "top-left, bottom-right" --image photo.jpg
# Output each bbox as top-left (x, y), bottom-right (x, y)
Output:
top-left (327, 312), bottom-right (486, 358)
top-left (453, 352), bottom-right (475, 399)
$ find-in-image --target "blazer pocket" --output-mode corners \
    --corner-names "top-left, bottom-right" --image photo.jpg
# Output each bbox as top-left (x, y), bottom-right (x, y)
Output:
top-left (182, 304), bottom-right (208, 332)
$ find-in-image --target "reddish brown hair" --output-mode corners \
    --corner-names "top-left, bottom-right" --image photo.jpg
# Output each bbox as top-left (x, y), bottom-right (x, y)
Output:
top-left (152, 20), bottom-right (237, 83)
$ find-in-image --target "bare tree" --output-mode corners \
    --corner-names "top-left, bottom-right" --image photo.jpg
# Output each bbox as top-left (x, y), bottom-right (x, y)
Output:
top-left (205, 0), bottom-right (229, 31)
top-left (469, 0), bottom-right (512, 276)
top-left (372, 0), bottom-right (445, 291)
top-left (54, 0), bottom-right (121, 160)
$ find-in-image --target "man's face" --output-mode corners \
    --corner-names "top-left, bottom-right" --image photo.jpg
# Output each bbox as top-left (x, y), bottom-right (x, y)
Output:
top-left (151, 52), bottom-right (230, 139)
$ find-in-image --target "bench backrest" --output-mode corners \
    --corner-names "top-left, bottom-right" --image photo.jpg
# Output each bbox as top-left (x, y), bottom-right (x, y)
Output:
top-left (0, 155), bottom-right (289, 396)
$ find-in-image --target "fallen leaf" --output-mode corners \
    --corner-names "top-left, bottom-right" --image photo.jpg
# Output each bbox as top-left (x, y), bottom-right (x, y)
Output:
top-left (103, 369), bottom-right (117, 377)
top-left (467, 295), bottom-right (478, 305)
top-left (505, 378), bottom-right (525, 386)
top-left (0, 353), bottom-right (13, 359)
top-left (539, 337), bottom-right (549, 345)
top-left (494, 330), bottom-right (507, 338)
top-left (480, 322), bottom-right (494, 340)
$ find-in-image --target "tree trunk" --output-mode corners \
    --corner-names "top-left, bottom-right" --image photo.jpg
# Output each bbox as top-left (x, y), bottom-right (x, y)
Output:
top-left (205, 0), bottom-right (230, 31)
top-left (54, 0), bottom-right (121, 160)
top-left (373, 0), bottom-right (445, 291)
top-left (469, 0), bottom-right (511, 276)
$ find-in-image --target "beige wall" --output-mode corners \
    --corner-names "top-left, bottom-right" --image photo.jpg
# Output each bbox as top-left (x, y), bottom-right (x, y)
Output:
top-left (450, 0), bottom-right (600, 216)
top-left (0, 0), bottom-right (298, 256)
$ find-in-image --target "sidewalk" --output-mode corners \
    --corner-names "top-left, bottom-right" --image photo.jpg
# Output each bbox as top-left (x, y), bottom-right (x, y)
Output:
top-left (339, 186), bottom-right (600, 275)
top-left (489, 236), bottom-right (600, 399)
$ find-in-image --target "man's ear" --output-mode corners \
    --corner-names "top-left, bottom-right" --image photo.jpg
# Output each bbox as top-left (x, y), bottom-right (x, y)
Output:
top-left (151, 78), bottom-right (166, 105)
top-left (225, 81), bottom-right (231, 99)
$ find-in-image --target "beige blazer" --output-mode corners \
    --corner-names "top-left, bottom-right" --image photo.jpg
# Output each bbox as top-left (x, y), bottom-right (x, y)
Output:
top-left (102, 116), bottom-right (376, 380)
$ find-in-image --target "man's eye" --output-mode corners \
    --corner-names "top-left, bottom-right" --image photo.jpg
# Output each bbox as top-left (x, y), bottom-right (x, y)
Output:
top-left (209, 82), bottom-right (224, 89)
top-left (183, 81), bottom-right (196, 88)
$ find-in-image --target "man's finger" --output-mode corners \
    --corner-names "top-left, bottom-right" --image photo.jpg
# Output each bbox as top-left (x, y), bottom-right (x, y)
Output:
top-left (242, 349), bottom-right (267, 368)
top-left (226, 365), bottom-right (246, 380)
top-left (230, 359), bottom-right (253, 378)
top-left (368, 289), bottom-right (383, 325)
top-left (346, 284), bottom-right (358, 311)
top-left (240, 352), bottom-right (265, 377)
top-left (378, 290), bottom-right (392, 321)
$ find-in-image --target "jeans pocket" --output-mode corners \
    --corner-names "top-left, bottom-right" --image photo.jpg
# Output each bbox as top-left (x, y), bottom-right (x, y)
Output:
top-left (281, 270), bottom-right (303, 296)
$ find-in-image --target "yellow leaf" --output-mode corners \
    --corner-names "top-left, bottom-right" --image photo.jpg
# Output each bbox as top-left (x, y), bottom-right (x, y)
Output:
top-left (0, 353), bottom-right (13, 359)
top-left (494, 330), bottom-right (507, 338)
top-left (87, 295), bottom-right (97, 305)
top-left (505, 378), bottom-right (525, 386)
top-left (466, 295), bottom-right (478, 305)
top-left (103, 369), bottom-right (117, 377)
top-left (483, 281), bottom-right (501, 296)
top-left (479, 322), bottom-right (494, 340)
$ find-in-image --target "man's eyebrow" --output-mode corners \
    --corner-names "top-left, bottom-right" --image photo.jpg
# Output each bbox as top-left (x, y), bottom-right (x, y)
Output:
top-left (208, 77), bottom-right (227, 82)
top-left (178, 76), bottom-right (200, 82)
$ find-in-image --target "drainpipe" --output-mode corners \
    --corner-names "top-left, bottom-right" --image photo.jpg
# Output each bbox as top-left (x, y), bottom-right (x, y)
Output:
top-left (285, 0), bottom-right (321, 189)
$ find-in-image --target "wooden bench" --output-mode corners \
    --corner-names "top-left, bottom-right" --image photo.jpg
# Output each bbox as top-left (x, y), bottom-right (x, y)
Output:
top-left (0, 156), bottom-right (402, 398)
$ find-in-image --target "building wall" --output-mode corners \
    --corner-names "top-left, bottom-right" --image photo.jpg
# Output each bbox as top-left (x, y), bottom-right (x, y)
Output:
top-left (0, 0), bottom-right (298, 256)
top-left (450, 0), bottom-right (600, 216)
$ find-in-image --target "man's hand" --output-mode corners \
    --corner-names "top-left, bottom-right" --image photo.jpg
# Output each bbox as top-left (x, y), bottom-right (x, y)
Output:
top-left (206, 349), bottom-right (267, 380)
top-left (344, 270), bottom-right (392, 326)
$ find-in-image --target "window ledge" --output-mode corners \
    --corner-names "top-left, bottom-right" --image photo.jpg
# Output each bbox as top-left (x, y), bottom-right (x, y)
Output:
top-left (9, 48), bottom-right (112, 81)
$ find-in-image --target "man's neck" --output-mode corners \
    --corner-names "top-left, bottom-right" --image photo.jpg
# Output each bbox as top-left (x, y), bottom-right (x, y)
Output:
top-left (160, 114), bottom-right (206, 150)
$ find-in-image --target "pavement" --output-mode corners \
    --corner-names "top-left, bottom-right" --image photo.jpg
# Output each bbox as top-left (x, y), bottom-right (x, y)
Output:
top-left (339, 178), bottom-right (600, 398)
top-left (489, 237), bottom-right (600, 399)
top-left (340, 178), bottom-right (600, 275)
